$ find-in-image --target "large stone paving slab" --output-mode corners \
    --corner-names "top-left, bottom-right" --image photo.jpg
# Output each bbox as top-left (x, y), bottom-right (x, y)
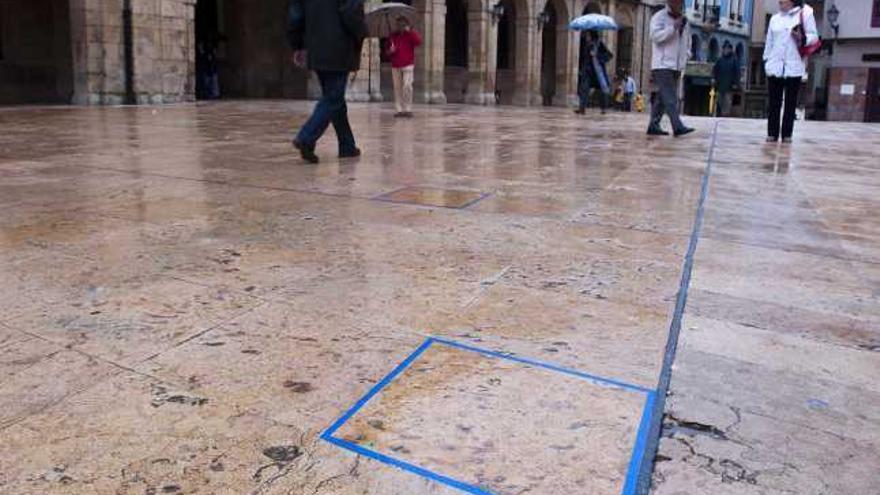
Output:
top-left (1, 102), bottom-right (878, 495)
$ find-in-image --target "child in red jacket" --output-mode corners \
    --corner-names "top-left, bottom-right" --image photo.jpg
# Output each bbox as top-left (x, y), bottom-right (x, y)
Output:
top-left (387, 17), bottom-right (421, 117)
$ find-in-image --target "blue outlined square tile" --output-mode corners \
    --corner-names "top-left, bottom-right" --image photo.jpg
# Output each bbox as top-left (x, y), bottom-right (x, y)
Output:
top-left (322, 338), bottom-right (655, 495)
top-left (374, 187), bottom-right (490, 209)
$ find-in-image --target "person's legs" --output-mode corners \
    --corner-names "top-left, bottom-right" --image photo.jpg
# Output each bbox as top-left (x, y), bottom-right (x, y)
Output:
top-left (766, 76), bottom-right (784, 140)
top-left (781, 77), bottom-right (802, 140)
top-left (402, 65), bottom-right (414, 114)
top-left (722, 92), bottom-right (734, 116)
top-left (598, 88), bottom-right (608, 114)
top-left (319, 72), bottom-right (357, 155)
top-left (648, 74), bottom-right (665, 131)
top-left (715, 91), bottom-right (726, 116)
top-left (297, 71), bottom-right (339, 148)
top-left (577, 72), bottom-right (590, 112)
top-left (392, 68), bottom-right (404, 114)
top-left (655, 70), bottom-right (686, 132)
top-left (624, 93), bottom-right (633, 112)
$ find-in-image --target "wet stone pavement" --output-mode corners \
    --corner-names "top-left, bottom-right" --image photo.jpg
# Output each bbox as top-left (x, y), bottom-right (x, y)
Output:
top-left (0, 101), bottom-right (877, 495)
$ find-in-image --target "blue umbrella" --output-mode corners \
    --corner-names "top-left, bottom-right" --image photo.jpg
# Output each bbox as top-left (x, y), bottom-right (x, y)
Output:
top-left (569, 14), bottom-right (618, 31)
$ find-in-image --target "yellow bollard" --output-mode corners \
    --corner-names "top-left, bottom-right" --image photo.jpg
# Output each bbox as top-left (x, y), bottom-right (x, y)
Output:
top-left (709, 87), bottom-right (717, 117)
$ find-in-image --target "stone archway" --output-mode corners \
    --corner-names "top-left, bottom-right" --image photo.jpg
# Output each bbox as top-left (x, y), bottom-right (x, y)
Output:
top-left (0, 0), bottom-right (74, 104)
top-left (708, 37), bottom-right (720, 63)
top-left (614, 6), bottom-right (635, 80)
top-left (445, 0), bottom-right (470, 102)
top-left (195, 0), bottom-right (310, 99)
top-left (494, 0), bottom-right (534, 105)
top-left (538, 0), bottom-right (573, 106)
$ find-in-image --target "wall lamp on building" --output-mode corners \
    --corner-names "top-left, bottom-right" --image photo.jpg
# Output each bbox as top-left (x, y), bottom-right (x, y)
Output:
top-left (489, 2), bottom-right (505, 23)
top-left (537, 11), bottom-right (551, 29)
top-left (827, 3), bottom-right (840, 38)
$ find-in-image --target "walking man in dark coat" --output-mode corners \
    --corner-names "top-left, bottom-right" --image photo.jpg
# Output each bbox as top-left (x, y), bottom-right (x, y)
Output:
top-left (288, 0), bottom-right (368, 164)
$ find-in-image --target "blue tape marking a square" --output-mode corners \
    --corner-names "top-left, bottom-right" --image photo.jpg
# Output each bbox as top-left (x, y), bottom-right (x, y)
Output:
top-left (321, 337), bottom-right (656, 495)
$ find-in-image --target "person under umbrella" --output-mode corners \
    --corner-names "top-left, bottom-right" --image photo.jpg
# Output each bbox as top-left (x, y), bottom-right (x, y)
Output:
top-left (387, 16), bottom-right (422, 118)
top-left (575, 31), bottom-right (613, 115)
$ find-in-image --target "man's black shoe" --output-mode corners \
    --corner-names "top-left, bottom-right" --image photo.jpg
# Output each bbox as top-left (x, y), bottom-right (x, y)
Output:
top-left (647, 128), bottom-right (669, 136)
top-left (674, 127), bottom-right (696, 137)
top-left (293, 139), bottom-right (319, 164)
top-left (339, 148), bottom-right (362, 159)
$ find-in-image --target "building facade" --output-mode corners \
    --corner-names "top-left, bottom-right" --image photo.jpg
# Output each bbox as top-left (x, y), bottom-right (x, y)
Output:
top-left (682, 0), bottom-right (754, 116)
top-left (0, 0), bottom-right (674, 107)
top-left (745, 0), bottom-right (880, 122)
top-left (823, 0), bottom-right (880, 122)
top-left (0, 0), bottom-right (766, 110)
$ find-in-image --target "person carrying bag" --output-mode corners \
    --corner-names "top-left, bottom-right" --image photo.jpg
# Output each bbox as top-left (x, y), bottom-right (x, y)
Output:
top-left (763, 0), bottom-right (819, 144)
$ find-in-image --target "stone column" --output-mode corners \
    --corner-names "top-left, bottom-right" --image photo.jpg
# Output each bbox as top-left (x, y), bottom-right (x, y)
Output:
top-left (486, 5), bottom-right (499, 104)
top-left (555, 23), bottom-right (578, 106)
top-left (348, 38), bottom-right (383, 102)
top-left (465, 2), bottom-right (496, 105)
top-left (605, 0), bottom-right (617, 77)
top-left (514, 14), bottom-right (538, 106)
top-left (413, 0), bottom-right (448, 104)
top-left (348, 0), bottom-right (383, 102)
top-left (68, 0), bottom-right (127, 105)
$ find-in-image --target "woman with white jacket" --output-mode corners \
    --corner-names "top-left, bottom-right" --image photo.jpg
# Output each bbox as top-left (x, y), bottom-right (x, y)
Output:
top-left (763, 0), bottom-right (819, 143)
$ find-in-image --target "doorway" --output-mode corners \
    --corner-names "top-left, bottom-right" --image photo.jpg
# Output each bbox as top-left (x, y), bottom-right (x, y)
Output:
top-left (866, 69), bottom-right (880, 123)
top-left (445, 0), bottom-right (469, 103)
top-left (195, 0), bottom-right (308, 99)
top-left (0, 0), bottom-right (73, 104)
top-left (540, 3), bottom-right (558, 106)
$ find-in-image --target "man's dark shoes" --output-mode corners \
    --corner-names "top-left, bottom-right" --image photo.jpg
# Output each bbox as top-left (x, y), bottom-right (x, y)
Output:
top-left (674, 127), bottom-right (696, 137)
top-left (339, 147), bottom-right (362, 159)
top-left (647, 127), bottom-right (669, 136)
top-left (574, 108), bottom-right (585, 115)
top-left (293, 139), bottom-right (319, 164)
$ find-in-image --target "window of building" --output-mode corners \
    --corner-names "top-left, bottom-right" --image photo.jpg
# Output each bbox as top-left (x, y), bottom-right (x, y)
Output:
top-left (691, 34), bottom-right (702, 61)
top-left (873, 0), bottom-right (880, 28)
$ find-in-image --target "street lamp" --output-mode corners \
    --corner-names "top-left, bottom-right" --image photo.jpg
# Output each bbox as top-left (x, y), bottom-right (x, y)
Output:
top-left (827, 4), bottom-right (840, 39)
top-left (489, 2), bottom-right (505, 24)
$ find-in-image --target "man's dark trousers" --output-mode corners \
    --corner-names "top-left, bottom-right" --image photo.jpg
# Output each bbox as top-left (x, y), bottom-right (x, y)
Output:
top-left (296, 71), bottom-right (357, 154)
top-left (648, 69), bottom-right (686, 133)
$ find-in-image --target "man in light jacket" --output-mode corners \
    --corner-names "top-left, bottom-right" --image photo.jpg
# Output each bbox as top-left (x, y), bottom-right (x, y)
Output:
top-left (647, 0), bottom-right (694, 137)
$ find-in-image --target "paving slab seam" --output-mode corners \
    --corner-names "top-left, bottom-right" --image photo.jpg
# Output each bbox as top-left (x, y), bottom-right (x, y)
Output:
top-left (2, 324), bottom-right (193, 391)
top-left (635, 120), bottom-right (720, 495)
top-left (0, 365), bottom-right (126, 432)
top-left (140, 299), bottom-right (268, 363)
top-left (61, 161), bottom-right (698, 241)
top-left (698, 234), bottom-right (880, 267)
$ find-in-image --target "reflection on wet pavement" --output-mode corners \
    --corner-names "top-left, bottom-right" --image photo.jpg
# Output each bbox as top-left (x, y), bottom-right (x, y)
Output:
top-left (0, 101), bottom-right (878, 495)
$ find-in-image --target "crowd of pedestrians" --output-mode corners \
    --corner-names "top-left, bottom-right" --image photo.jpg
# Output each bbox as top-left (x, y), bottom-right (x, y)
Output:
top-left (287, 0), bottom-right (819, 163)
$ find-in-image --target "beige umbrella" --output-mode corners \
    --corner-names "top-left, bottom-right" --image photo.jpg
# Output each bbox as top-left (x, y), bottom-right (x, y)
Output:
top-left (366, 3), bottom-right (417, 38)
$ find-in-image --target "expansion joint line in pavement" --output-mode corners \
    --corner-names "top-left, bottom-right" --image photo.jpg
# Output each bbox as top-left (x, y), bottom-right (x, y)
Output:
top-left (634, 120), bottom-right (720, 494)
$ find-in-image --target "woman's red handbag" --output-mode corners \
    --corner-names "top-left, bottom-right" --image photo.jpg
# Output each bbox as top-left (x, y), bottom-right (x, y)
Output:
top-left (798, 9), bottom-right (823, 57)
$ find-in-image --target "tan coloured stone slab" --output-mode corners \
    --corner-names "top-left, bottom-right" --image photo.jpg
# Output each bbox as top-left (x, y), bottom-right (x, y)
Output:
top-left (332, 341), bottom-right (650, 495)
